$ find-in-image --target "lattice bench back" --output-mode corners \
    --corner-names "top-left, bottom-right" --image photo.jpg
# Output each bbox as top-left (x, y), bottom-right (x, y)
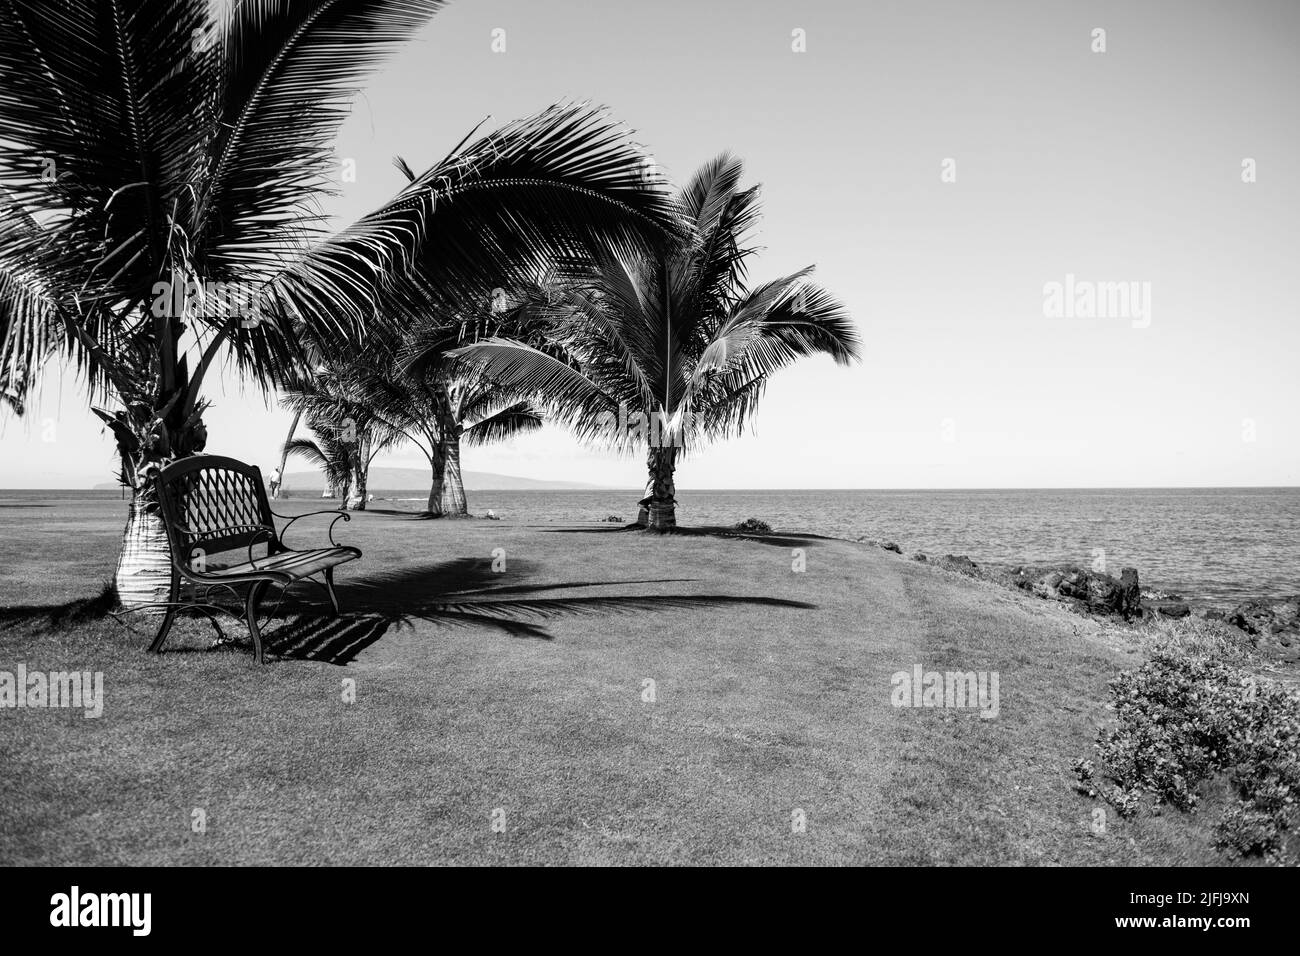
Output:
top-left (154, 456), bottom-right (279, 569)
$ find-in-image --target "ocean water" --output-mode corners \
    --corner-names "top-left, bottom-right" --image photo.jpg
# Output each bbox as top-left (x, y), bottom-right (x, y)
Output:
top-left (3, 487), bottom-right (1297, 607)
top-left (370, 486), bottom-right (1300, 607)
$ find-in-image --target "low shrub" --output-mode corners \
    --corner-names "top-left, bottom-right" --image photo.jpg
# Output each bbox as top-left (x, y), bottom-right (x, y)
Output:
top-left (733, 518), bottom-right (773, 534)
top-left (1074, 650), bottom-right (1300, 862)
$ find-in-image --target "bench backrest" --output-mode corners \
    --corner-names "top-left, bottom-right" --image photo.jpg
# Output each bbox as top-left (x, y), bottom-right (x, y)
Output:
top-left (154, 456), bottom-right (279, 569)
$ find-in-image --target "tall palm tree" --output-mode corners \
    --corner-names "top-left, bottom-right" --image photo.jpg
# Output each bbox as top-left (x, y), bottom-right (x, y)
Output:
top-left (447, 154), bottom-right (862, 529)
top-left (0, 1), bottom-right (677, 606)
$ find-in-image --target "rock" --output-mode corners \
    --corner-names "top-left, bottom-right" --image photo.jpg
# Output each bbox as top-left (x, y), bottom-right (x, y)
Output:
top-left (1200, 607), bottom-right (1226, 622)
top-left (1015, 565), bottom-right (1141, 619)
top-left (881, 541), bottom-right (901, 554)
top-left (941, 554), bottom-right (979, 576)
top-left (1086, 573), bottom-right (1122, 608)
top-left (1157, 602), bottom-right (1191, 619)
top-left (1227, 597), bottom-right (1300, 660)
top-left (1118, 568), bottom-right (1141, 619)
top-left (1228, 597), bottom-right (1300, 634)
top-left (911, 553), bottom-right (927, 562)
top-left (1027, 570), bottom-right (1064, 599)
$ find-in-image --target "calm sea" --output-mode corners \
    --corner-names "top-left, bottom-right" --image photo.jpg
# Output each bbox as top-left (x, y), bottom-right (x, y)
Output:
top-left (3, 487), bottom-right (1297, 607)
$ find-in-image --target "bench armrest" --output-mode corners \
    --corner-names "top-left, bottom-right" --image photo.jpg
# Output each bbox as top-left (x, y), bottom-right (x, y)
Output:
top-left (271, 509), bottom-right (350, 549)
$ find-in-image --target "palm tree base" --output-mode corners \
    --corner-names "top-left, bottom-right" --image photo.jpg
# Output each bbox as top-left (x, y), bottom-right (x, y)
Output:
top-left (646, 501), bottom-right (677, 530)
top-left (113, 497), bottom-right (174, 613)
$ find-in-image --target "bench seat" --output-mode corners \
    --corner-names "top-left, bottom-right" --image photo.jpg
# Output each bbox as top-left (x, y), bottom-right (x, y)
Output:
top-left (207, 546), bottom-right (362, 583)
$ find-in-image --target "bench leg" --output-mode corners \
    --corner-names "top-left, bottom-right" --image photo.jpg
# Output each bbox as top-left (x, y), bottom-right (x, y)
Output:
top-left (148, 569), bottom-right (180, 654)
top-left (324, 567), bottom-right (341, 617)
top-left (245, 580), bottom-right (269, 664)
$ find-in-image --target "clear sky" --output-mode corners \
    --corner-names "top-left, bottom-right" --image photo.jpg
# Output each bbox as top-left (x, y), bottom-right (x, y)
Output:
top-left (3, 0), bottom-right (1297, 489)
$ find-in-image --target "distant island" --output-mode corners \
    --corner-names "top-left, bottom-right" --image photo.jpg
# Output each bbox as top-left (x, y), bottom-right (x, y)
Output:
top-left (96, 467), bottom-right (608, 492)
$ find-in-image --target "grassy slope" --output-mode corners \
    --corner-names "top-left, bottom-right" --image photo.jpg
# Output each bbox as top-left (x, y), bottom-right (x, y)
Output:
top-left (0, 499), bottom-right (1229, 865)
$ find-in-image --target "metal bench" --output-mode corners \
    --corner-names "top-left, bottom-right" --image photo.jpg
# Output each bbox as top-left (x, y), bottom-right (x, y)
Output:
top-left (149, 455), bottom-right (362, 663)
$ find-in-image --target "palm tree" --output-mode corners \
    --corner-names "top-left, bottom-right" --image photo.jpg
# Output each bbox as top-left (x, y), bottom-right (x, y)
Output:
top-left (280, 369), bottom-right (396, 510)
top-left (282, 433), bottom-right (358, 508)
top-left (436, 378), bottom-right (544, 515)
top-left (379, 286), bottom-right (559, 515)
top-left (447, 154), bottom-right (862, 529)
top-left (340, 336), bottom-right (542, 515)
top-left (270, 408), bottom-right (302, 498)
top-left (0, 1), bottom-right (676, 606)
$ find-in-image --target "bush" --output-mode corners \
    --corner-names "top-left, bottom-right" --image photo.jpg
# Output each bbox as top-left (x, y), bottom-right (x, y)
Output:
top-left (733, 518), bottom-right (773, 534)
top-left (1075, 650), bottom-right (1300, 861)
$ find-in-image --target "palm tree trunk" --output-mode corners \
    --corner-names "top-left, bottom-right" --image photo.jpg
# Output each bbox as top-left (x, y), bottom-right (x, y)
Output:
top-left (425, 447), bottom-right (447, 516)
top-left (114, 492), bottom-right (174, 610)
top-left (274, 409), bottom-right (301, 498)
top-left (347, 464), bottom-right (368, 510)
top-left (635, 477), bottom-right (653, 526)
top-left (346, 436), bottom-right (370, 510)
top-left (107, 405), bottom-right (207, 610)
top-left (440, 429), bottom-right (468, 516)
top-left (645, 445), bottom-right (678, 530)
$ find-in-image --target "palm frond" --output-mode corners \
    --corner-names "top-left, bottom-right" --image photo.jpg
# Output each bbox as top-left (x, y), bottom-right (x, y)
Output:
top-left (0, 0), bottom-right (214, 313)
top-left (447, 337), bottom-right (619, 443)
top-left (462, 401), bottom-right (543, 446)
top-left (198, 0), bottom-right (447, 281)
top-left (283, 435), bottom-right (351, 489)
top-left (269, 102), bottom-right (681, 346)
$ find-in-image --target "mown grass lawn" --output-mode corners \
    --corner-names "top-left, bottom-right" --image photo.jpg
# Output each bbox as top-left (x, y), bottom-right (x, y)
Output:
top-left (0, 498), bottom-right (1234, 865)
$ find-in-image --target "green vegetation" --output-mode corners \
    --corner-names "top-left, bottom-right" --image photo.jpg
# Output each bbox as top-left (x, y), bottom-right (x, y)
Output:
top-left (1075, 650), bottom-right (1300, 862)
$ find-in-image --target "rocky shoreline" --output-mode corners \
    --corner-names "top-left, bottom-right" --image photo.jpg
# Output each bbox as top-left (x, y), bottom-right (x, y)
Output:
top-left (860, 538), bottom-right (1300, 663)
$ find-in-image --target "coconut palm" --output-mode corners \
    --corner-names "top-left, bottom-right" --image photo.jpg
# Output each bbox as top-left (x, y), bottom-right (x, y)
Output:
top-left (0, 0), bottom-right (677, 606)
top-left (447, 154), bottom-right (862, 529)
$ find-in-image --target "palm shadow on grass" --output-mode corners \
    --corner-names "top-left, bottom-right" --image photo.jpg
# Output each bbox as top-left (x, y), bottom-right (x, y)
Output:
top-left (1, 557), bottom-right (817, 666)
top-left (258, 556), bottom-right (815, 663)
top-left (539, 524), bottom-right (833, 549)
top-left (0, 582), bottom-right (117, 632)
